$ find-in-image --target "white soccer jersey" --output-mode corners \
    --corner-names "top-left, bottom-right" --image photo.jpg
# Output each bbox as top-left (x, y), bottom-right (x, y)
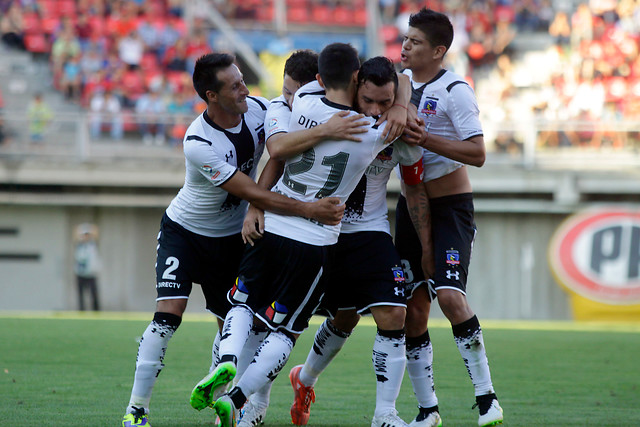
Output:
top-left (165, 96), bottom-right (268, 237)
top-left (402, 68), bottom-right (483, 182)
top-left (341, 141), bottom-right (422, 234)
top-left (264, 83), bottom-right (393, 246)
top-left (265, 94), bottom-right (291, 140)
top-left (264, 81), bottom-right (423, 236)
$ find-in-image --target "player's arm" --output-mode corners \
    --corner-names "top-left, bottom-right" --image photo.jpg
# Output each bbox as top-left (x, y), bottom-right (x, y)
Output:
top-left (403, 119), bottom-right (486, 167)
top-left (241, 158), bottom-right (284, 245)
top-left (397, 141), bottom-right (434, 278)
top-left (221, 170), bottom-right (344, 225)
top-left (267, 111), bottom-right (369, 160)
top-left (376, 72), bottom-right (411, 143)
top-left (403, 180), bottom-right (435, 280)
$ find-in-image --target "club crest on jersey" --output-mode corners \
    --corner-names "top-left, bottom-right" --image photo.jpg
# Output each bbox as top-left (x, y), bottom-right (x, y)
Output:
top-left (376, 145), bottom-right (394, 161)
top-left (421, 99), bottom-right (437, 116)
top-left (392, 266), bottom-right (405, 282)
top-left (257, 128), bottom-right (265, 145)
top-left (265, 301), bottom-right (288, 324)
top-left (230, 277), bottom-right (249, 303)
top-left (201, 165), bottom-right (221, 180)
top-left (446, 249), bottom-right (460, 265)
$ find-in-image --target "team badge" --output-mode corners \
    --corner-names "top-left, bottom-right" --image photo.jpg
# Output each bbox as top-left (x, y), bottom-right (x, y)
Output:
top-left (257, 128), bottom-right (265, 145)
top-left (421, 99), bottom-right (437, 115)
top-left (392, 266), bottom-right (405, 282)
top-left (265, 301), bottom-right (288, 324)
top-left (270, 118), bottom-right (278, 128)
top-left (376, 146), bottom-right (394, 161)
top-left (446, 249), bottom-right (460, 265)
top-left (230, 277), bottom-right (249, 303)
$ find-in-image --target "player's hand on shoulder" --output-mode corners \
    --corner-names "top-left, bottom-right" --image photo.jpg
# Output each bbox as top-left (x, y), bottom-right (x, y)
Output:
top-left (322, 111), bottom-right (368, 142)
top-left (242, 205), bottom-right (265, 246)
top-left (402, 119), bottom-right (427, 147)
top-left (306, 197), bottom-right (345, 225)
top-left (378, 104), bottom-right (408, 143)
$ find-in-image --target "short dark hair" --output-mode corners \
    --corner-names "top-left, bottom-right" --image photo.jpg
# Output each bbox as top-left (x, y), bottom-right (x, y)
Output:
top-left (318, 43), bottom-right (360, 90)
top-left (192, 53), bottom-right (236, 101)
top-left (284, 49), bottom-right (318, 85)
top-left (357, 56), bottom-right (398, 91)
top-left (409, 8), bottom-right (454, 52)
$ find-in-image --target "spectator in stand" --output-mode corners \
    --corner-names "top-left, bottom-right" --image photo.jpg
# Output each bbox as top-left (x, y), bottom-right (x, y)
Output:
top-left (89, 89), bottom-right (123, 140)
top-left (74, 12), bottom-right (94, 48)
top-left (380, 0), bottom-right (399, 24)
top-left (80, 43), bottom-right (106, 80)
top-left (166, 89), bottom-right (195, 146)
top-left (549, 10), bottom-right (571, 47)
top-left (51, 27), bottom-right (82, 77)
top-left (118, 67), bottom-right (146, 108)
top-left (157, 17), bottom-right (183, 59)
top-left (60, 54), bottom-right (83, 101)
top-left (137, 16), bottom-right (162, 57)
top-left (135, 89), bottom-right (167, 145)
top-left (27, 92), bottom-right (53, 143)
top-left (0, 2), bottom-right (25, 50)
top-left (164, 38), bottom-right (189, 72)
top-left (118, 31), bottom-right (145, 70)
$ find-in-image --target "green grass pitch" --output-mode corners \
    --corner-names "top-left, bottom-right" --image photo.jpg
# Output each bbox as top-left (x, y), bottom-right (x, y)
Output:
top-left (1, 313), bottom-right (639, 426)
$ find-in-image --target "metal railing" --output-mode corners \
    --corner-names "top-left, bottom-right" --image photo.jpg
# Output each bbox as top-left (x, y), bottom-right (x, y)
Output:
top-left (1, 110), bottom-right (639, 169)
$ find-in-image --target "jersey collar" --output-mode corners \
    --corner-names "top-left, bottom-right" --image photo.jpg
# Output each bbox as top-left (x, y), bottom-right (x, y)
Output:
top-left (321, 97), bottom-right (352, 111)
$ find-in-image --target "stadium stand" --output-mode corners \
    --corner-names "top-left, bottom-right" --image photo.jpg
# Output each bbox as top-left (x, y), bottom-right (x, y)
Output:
top-left (0, 0), bottom-right (639, 152)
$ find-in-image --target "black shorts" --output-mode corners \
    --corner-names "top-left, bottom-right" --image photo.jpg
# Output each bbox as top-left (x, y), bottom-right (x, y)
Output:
top-left (395, 193), bottom-right (476, 300)
top-left (229, 231), bottom-right (331, 334)
top-left (155, 213), bottom-right (245, 318)
top-left (320, 231), bottom-right (407, 317)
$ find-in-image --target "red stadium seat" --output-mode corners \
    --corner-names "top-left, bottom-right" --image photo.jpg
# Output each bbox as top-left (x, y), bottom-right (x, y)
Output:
top-left (38, 0), bottom-right (58, 18)
top-left (381, 25), bottom-right (399, 43)
top-left (287, 6), bottom-right (308, 23)
top-left (353, 8), bottom-right (367, 27)
top-left (311, 5), bottom-right (332, 25)
top-left (40, 16), bottom-right (60, 35)
top-left (22, 12), bottom-right (42, 35)
top-left (140, 52), bottom-right (160, 71)
top-left (58, 0), bottom-right (77, 17)
top-left (24, 33), bottom-right (50, 53)
top-left (384, 43), bottom-right (402, 63)
top-left (333, 6), bottom-right (353, 26)
top-left (256, 4), bottom-right (274, 21)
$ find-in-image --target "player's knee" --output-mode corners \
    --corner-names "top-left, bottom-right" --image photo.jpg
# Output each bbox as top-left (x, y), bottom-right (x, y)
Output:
top-left (372, 305), bottom-right (406, 330)
top-left (437, 290), bottom-right (472, 323)
top-left (331, 310), bottom-right (359, 333)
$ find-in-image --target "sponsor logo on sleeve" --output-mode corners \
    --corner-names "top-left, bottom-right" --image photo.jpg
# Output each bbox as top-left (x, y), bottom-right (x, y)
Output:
top-left (201, 164), bottom-right (221, 180)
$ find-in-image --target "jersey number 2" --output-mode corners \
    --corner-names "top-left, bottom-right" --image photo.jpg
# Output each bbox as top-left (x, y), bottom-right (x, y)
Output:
top-left (282, 149), bottom-right (349, 198)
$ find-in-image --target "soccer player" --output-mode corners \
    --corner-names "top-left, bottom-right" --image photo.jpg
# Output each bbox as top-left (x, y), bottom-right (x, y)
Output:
top-left (229, 48), bottom-right (370, 427)
top-left (278, 57), bottom-right (425, 427)
top-left (190, 43), bottom-right (408, 427)
top-left (395, 8), bottom-right (504, 427)
top-left (121, 53), bottom-right (345, 427)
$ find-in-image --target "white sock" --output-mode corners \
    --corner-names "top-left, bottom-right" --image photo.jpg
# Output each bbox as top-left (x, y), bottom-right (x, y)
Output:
top-left (209, 330), bottom-right (221, 373)
top-left (127, 312), bottom-right (181, 413)
top-left (372, 329), bottom-right (406, 417)
top-left (236, 331), bottom-right (294, 398)
top-left (236, 324), bottom-right (272, 407)
top-left (218, 305), bottom-right (254, 365)
top-left (299, 319), bottom-right (350, 387)
top-left (236, 324), bottom-right (269, 379)
top-left (406, 330), bottom-right (438, 408)
top-left (452, 315), bottom-right (495, 396)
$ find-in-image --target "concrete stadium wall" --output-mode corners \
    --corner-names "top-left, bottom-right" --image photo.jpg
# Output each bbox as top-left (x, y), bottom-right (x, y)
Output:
top-left (0, 203), bottom-right (570, 320)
